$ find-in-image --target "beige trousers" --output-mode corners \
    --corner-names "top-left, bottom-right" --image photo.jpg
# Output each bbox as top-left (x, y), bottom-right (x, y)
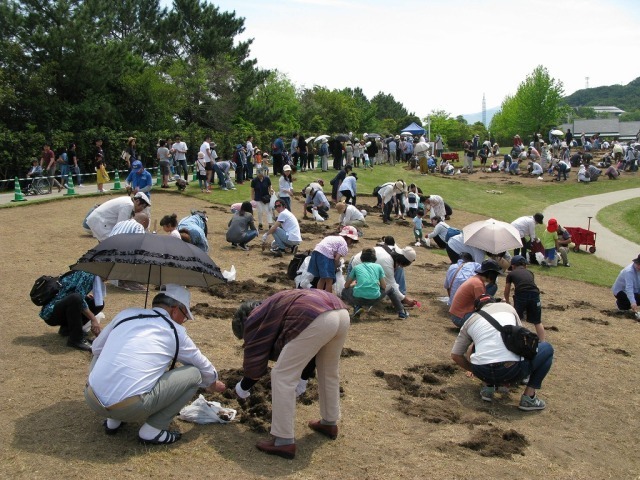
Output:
top-left (270, 309), bottom-right (350, 439)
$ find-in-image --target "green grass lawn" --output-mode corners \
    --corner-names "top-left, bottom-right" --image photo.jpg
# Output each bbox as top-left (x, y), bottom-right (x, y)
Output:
top-left (597, 200), bottom-right (640, 244)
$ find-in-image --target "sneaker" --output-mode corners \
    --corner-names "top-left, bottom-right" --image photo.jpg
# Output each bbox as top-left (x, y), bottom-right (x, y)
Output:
top-left (259, 224), bottom-right (263, 230)
top-left (270, 246), bottom-right (281, 253)
top-left (291, 245), bottom-right (299, 255)
top-left (239, 244), bottom-right (249, 251)
top-left (518, 394), bottom-right (546, 411)
top-left (231, 243), bottom-right (238, 248)
top-left (398, 310), bottom-right (409, 319)
top-left (414, 242), bottom-right (422, 247)
top-left (480, 386), bottom-right (495, 402)
top-left (520, 375), bottom-right (530, 385)
top-left (563, 262), bottom-right (570, 267)
top-left (352, 306), bottom-right (363, 318)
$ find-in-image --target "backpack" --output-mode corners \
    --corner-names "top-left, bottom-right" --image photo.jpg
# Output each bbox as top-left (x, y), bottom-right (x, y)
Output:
top-left (445, 227), bottom-right (461, 242)
top-left (30, 272), bottom-right (70, 306)
top-left (476, 309), bottom-right (539, 360)
top-left (287, 250), bottom-right (310, 280)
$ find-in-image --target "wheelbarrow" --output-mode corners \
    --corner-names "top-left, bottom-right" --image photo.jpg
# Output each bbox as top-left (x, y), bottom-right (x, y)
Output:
top-left (564, 217), bottom-right (597, 253)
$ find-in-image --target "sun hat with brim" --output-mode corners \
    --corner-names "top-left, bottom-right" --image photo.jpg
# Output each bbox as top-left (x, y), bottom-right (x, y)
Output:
top-left (394, 246), bottom-right (416, 263)
top-left (633, 254), bottom-right (640, 264)
top-left (133, 192), bottom-right (151, 206)
top-left (547, 218), bottom-right (558, 233)
top-left (159, 284), bottom-right (193, 320)
top-left (339, 225), bottom-right (359, 241)
top-left (475, 259), bottom-right (504, 276)
top-left (127, 137), bottom-right (136, 143)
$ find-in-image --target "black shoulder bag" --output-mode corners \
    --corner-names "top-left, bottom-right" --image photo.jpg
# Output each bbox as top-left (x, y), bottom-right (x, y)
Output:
top-left (111, 310), bottom-right (180, 370)
top-left (476, 309), bottom-right (539, 360)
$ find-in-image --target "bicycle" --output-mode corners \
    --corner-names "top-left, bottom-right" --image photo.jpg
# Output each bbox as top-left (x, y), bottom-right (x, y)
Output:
top-left (24, 175), bottom-right (50, 196)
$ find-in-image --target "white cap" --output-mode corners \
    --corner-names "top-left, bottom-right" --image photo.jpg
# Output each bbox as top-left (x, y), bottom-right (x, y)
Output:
top-left (133, 192), bottom-right (151, 206)
top-left (283, 164), bottom-right (292, 172)
top-left (159, 284), bottom-right (193, 320)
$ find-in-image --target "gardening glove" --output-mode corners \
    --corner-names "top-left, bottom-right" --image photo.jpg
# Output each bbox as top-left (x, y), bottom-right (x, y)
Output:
top-left (235, 382), bottom-right (251, 399)
top-left (261, 233), bottom-right (268, 243)
top-left (295, 379), bottom-right (308, 397)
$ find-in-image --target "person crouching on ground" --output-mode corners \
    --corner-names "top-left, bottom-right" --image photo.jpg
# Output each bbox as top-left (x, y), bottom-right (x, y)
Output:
top-left (611, 254), bottom-right (640, 319)
top-left (342, 247), bottom-right (386, 318)
top-left (451, 295), bottom-right (553, 410)
top-left (39, 270), bottom-right (105, 351)
top-left (232, 289), bottom-right (350, 459)
top-left (308, 226), bottom-right (359, 293)
top-left (85, 284), bottom-right (225, 445)
top-left (449, 259), bottom-right (502, 327)
top-left (226, 201), bottom-right (258, 251)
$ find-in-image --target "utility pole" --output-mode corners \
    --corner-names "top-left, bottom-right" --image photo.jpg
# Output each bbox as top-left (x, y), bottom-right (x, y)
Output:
top-left (585, 77), bottom-right (589, 89)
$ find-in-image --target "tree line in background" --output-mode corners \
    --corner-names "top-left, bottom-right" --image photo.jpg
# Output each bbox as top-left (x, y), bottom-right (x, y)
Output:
top-left (2, 1), bottom-right (624, 180)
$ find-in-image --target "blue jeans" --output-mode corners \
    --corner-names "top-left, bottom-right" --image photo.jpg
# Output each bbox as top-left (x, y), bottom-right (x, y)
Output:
top-left (176, 159), bottom-right (188, 180)
top-left (273, 228), bottom-right (300, 250)
top-left (234, 230), bottom-right (258, 245)
top-left (59, 164), bottom-right (69, 185)
top-left (472, 342), bottom-right (554, 389)
top-left (394, 267), bottom-right (406, 295)
top-left (513, 291), bottom-right (542, 325)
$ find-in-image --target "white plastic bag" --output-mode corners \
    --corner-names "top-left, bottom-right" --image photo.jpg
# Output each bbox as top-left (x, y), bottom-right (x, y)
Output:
top-left (295, 257), bottom-right (314, 289)
top-left (178, 394), bottom-right (237, 424)
top-left (269, 192), bottom-right (278, 209)
top-left (222, 265), bottom-right (236, 282)
top-left (312, 208), bottom-right (325, 222)
top-left (333, 269), bottom-right (345, 297)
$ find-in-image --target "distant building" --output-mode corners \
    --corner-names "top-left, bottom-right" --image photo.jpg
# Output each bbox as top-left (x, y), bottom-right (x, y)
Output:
top-left (560, 118), bottom-right (640, 142)
top-left (589, 106), bottom-right (626, 117)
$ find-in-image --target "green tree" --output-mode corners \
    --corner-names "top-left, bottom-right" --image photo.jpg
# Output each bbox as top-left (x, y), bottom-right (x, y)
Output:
top-left (299, 87), bottom-right (359, 134)
top-left (490, 66), bottom-right (569, 142)
top-left (244, 71), bottom-right (299, 133)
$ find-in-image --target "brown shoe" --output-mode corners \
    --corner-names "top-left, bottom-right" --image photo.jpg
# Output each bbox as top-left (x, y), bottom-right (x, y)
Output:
top-left (308, 420), bottom-right (338, 440)
top-left (255, 438), bottom-right (296, 459)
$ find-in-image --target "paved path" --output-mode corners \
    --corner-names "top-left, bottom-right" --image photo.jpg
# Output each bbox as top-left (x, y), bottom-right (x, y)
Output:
top-left (543, 188), bottom-right (640, 267)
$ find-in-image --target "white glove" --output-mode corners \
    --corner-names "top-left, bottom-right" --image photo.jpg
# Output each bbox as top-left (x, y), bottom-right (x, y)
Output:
top-left (235, 382), bottom-right (251, 399)
top-left (295, 379), bottom-right (308, 397)
top-left (422, 237), bottom-right (431, 247)
top-left (261, 233), bottom-right (268, 243)
top-left (635, 311), bottom-right (640, 320)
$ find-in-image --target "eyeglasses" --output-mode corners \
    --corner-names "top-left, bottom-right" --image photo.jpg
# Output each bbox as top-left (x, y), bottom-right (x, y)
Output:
top-left (175, 305), bottom-right (189, 320)
top-left (274, 203), bottom-right (283, 208)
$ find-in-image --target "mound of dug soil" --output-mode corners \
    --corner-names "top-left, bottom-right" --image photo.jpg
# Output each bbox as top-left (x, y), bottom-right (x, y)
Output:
top-left (458, 427), bottom-right (529, 458)
top-left (300, 223), bottom-right (334, 235)
top-left (191, 304), bottom-right (238, 319)
top-left (204, 279), bottom-right (280, 299)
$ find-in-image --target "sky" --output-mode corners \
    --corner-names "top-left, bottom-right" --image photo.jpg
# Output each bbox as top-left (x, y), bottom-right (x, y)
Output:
top-left (168, 0), bottom-right (640, 121)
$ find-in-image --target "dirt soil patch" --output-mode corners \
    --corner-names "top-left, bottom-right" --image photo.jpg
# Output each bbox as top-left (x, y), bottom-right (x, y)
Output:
top-left (2, 192), bottom-right (639, 479)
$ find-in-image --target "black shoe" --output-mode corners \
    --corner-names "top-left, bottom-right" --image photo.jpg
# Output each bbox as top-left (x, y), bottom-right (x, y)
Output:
top-left (138, 430), bottom-right (182, 445)
top-left (67, 338), bottom-right (92, 351)
top-left (103, 420), bottom-right (125, 435)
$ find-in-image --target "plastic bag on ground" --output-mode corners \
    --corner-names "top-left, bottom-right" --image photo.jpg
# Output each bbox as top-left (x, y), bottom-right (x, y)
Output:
top-left (222, 265), bottom-right (236, 282)
top-left (312, 209), bottom-right (325, 222)
top-left (178, 394), bottom-right (237, 424)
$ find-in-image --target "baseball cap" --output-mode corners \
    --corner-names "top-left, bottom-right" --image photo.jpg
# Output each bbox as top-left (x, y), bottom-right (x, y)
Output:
top-left (283, 165), bottom-right (292, 172)
top-left (133, 192), bottom-right (151, 206)
top-left (159, 284), bottom-right (193, 320)
top-left (339, 225), bottom-right (359, 241)
top-left (511, 255), bottom-right (527, 266)
top-left (132, 160), bottom-right (143, 169)
top-left (547, 218), bottom-right (558, 233)
top-left (475, 259), bottom-right (504, 275)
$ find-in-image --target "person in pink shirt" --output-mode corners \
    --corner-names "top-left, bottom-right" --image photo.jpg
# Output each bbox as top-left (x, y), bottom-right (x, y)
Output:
top-left (307, 226), bottom-right (359, 292)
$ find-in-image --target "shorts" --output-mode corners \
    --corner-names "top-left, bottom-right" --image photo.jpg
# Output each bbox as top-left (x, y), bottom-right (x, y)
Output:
top-left (307, 251), bottom-right (336, 280)
top-left (160, 161), bottom-right (171, 175)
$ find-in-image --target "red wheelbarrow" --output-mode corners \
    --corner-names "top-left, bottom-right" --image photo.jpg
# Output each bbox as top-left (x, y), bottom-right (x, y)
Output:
top-left (564, 217), bottom-right (597, 253)
top-left (441, 152), bottom-right (459, 162)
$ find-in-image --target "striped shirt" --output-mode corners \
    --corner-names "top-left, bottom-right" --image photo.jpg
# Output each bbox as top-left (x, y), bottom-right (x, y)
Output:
top-left (242, 290), bottom-right (346, 379)
top-left (109, 219), bottom-right (145, 236)
top-left (314, 235), bottom-right (348, 260)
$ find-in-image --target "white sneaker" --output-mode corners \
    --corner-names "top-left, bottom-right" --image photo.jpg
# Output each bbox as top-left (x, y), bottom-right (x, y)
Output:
top-left (414, 242), bottom-right (422, 246)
